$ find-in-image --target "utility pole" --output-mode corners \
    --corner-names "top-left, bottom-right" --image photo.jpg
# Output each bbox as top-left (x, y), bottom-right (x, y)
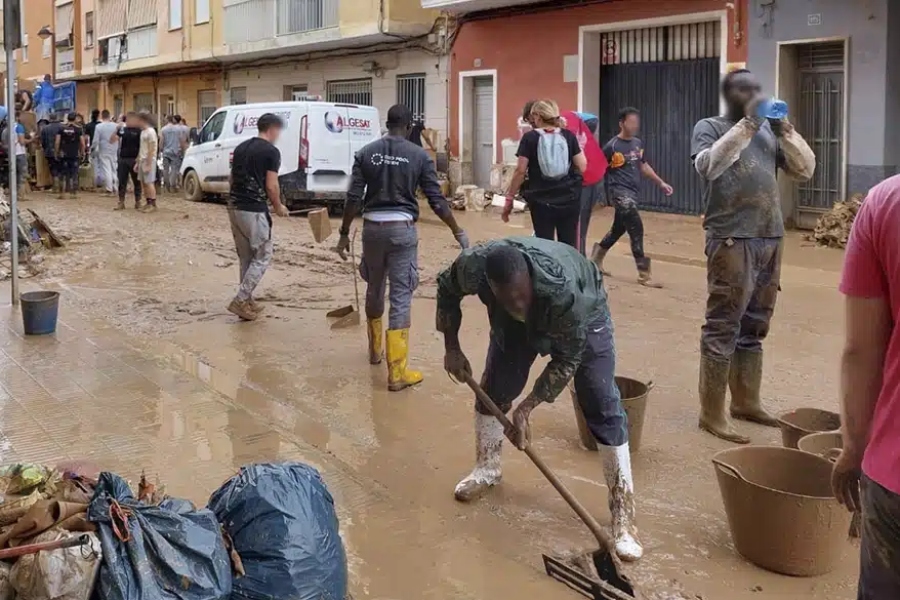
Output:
top-left (3, 0), bottom-right (22, 306)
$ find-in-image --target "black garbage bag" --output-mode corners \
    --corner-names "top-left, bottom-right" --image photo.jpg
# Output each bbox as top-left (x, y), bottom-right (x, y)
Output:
top-left (88, 472), bottom-right (232, 600)
top-left (208, 462), bottom-right (347, 600)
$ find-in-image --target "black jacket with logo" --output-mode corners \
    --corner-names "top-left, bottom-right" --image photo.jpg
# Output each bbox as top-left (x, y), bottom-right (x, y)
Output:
top-left (345, 135), bottom-right (449, 221)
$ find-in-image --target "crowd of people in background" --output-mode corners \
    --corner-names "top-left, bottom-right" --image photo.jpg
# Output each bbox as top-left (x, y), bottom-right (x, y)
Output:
top-left (1, 94), bottom-right (189, 213)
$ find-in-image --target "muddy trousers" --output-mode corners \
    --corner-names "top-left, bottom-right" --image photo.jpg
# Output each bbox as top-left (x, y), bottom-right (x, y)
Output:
top-left (57, 158), bottom-right (79, 193)
top-left (858, 475), bottom-right (900, 599)
top-left (598, 203), bottom-right (648, 271)
top-left (476, 315), bottom-right (628, 446)
top-left (359, 220), bottom-right (418, 330)
top-left (229, 209), bottom-right (273, 302)
top-left (118, 158), bottom-right (142, 201)
top-left (162, 154), bottom-right (182, 190)
top-left (530, 201), bottom-right (580, 250)
top-left (577, 183), bottom-right (602, 255)
top-left (700, 237), bottom-right (783, 361)
top-left (15, 155), bottom-right (27, 190)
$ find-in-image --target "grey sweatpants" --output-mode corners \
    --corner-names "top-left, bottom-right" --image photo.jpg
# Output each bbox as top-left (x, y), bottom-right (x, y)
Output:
top-left (701, 237), bottom-right (782, 360)
top-left (229, 209), bottom-right (273, 302)
top-left (359, 220), bottom-right (418, 330)
top-left (163, 154), bottom-right (182, 190)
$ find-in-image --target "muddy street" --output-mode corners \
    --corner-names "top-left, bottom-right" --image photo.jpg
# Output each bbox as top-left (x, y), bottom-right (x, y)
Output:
top-left (1, 192), bottom-right (854, 599)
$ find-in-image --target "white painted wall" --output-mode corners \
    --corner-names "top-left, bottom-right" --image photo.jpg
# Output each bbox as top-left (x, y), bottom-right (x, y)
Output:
top-left (226, 48), bottom-right (449, 140)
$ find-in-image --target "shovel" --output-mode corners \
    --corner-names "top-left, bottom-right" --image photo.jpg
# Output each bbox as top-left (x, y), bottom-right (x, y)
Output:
top-left (462, 374), bottom-right (637, 600)
top-left (327, 229), bottom-right (362, 329)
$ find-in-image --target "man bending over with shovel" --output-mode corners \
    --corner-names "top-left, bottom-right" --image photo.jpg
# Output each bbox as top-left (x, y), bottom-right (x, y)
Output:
top-left (436, 237), bottom-right (642, 562)
top-left (336, 104), bottom-right (469, 392)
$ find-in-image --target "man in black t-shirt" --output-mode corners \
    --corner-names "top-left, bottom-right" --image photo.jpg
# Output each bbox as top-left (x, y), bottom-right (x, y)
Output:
top-left (112, 112), bottom-right (144, 209)
top-left (40, 114), bottom-right (63, 193)
top-left (226, 113), bottom-right (289, 321)
top-left (54, 113), bottom-right (84, 199)
top-left (593, 107), bottom-right (673, 288)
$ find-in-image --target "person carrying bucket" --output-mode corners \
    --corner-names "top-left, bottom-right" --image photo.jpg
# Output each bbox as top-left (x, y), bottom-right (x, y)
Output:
top-left (335, 104), bottom-right (469, 392)
top-left (436, 236), bottom-right (643, 562)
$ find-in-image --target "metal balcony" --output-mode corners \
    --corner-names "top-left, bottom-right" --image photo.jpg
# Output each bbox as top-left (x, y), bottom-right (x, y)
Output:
top-left (224, 0), bottom-right (339, 45)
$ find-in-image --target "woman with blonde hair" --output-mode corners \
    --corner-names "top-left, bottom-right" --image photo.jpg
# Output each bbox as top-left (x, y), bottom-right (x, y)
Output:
top-left (504, 99), bottom-right (587, 248)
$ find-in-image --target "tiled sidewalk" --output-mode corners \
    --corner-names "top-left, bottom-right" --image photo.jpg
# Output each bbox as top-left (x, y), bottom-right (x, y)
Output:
top-left (0, 301), bottom-right (319, 505)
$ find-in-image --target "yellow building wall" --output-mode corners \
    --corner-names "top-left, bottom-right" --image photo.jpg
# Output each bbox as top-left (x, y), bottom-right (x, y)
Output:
top-left (386, 0), bottom-right (439, 24)
top-left (339, 0), bottom-right (379, 37)
top-left (17, 0), bottom-right (55, 82)
top-left (78, 0), bottom-right (97, 78)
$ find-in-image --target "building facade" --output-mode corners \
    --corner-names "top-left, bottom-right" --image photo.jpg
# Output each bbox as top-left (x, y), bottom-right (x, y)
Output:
top-left (15, 0), bottom-right (449, 138)
top-left (746, 0), bottom-right (895, 228)
top-left (438, 0), bottom-right (748, 216)
top-left (15, 0), bottom-right (55, 84)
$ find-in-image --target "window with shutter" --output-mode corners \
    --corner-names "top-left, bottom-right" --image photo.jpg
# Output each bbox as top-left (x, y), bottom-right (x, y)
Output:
top-left (54, 1), bottom-right (76, 47)
top-left (195, 0), bottom-right (210, 24)
top-left (85, 12), bottom-right (95, 48)
top-left (127, 0), bottom-right (158, 31)
top-left (97, 0), bottom-right (128, 40)
top-left (169, 0), bottom-right (183, 30)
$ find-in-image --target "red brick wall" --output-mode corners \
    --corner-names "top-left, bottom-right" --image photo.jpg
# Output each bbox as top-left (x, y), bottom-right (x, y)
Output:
top-left (449, 0), bottom-right (748, 157)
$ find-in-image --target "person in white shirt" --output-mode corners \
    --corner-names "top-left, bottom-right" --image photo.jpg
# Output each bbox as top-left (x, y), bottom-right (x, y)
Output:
top-left (91, 110), bottom-right (119, 195)
top-left (136, 112), bottom-right (159, 212)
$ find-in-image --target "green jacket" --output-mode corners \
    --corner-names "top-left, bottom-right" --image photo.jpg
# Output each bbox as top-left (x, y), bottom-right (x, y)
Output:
top-left (436, 237), bottom-right (613, 404)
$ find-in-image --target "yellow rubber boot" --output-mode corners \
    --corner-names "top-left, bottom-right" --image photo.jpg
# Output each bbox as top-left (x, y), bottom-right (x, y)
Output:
top-left (385, 329), bottom-right (423, 392)
top-left (367, 318), bottom-right (384, 365)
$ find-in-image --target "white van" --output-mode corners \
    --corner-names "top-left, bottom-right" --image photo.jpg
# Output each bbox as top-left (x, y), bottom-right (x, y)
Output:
top-left (180, 101), bottom-right (381, 211)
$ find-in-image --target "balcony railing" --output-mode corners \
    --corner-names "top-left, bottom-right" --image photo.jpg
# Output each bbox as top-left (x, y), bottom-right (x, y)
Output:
top-left (224, 0), bottom-right (338, 45)
top-left (419, 0), bottom-right (540, 11)
top-left (56, 48), bottom-right (76, 74)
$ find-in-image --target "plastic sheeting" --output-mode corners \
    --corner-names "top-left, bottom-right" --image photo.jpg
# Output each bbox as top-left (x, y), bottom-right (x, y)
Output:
top-left (9, 530), bottom-right (101, 600)
top-left (208, 462), bottom-right (347, 600)
top-left (88, 473), bottom-right (232, 600)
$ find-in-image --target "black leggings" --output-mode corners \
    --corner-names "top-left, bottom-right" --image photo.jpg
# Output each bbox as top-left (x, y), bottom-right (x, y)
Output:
top-left (599, 203), bottom-right (648, 270)
top-left (118, 157), bottom-right (142, 201)
top-left (530, 202), bottom-right (580, 249)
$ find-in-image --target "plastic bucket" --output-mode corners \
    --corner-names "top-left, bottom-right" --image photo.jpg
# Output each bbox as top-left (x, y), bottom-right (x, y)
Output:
top-left (712, 446), bottom-right (850, 576)
top-left (20, 291), bottom-right (60, 335)
top-left (798, 431), bottom-right (843, 462)
top-left (776, 408), bottom-right (840, 449)
top-left (571, 376), bottom-right (652, 453)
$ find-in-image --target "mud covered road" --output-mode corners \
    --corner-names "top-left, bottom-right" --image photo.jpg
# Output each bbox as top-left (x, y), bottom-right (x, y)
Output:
top-left (11, 192), bottom-right (855, 599)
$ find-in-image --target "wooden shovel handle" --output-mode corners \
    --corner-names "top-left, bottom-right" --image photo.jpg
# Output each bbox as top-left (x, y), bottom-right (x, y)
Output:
top-left (462, 374), bottom-right (617, 554)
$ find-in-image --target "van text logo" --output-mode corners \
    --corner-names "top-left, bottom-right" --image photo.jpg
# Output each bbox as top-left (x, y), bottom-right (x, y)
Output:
top-left (325, 111), bottom-right (371, 134)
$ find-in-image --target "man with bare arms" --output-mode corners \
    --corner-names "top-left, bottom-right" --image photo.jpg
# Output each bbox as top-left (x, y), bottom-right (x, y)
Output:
top-left (691, 69), bottom-right (815, 444)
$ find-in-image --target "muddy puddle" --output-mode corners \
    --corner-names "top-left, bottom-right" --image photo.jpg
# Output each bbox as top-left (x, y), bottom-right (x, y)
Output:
top-left (2, 193), bottom-right (857, 599)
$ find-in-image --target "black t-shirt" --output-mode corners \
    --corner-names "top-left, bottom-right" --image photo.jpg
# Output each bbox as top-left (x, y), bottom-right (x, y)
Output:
top-left (229, 137), bottom-right (281, 213)
top-left (57, 124), bottom-right (83, 158)
top-left (84, 120), bottom-right (98, 144)
top-left (118, 126), bottom-right (142, 159)
top-left (602, 136), bottom-right (645, 198)
top-left (40, 122), bottom-right (62, 156)
top-left (407, 123), bottom-right (425, 147)
top-left (516, 128), bottom-right (582, 205)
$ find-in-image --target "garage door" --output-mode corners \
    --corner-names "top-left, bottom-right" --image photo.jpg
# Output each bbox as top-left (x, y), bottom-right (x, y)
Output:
top-left (598, 22), bottom-right (720, 215)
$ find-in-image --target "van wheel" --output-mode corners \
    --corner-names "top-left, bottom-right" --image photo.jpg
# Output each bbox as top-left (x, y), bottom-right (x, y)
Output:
top-left (183, 170), bottom-right (203, 202)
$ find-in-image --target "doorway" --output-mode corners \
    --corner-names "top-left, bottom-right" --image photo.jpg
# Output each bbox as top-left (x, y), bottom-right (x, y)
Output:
top-left (472, 77), bottom-right (494, 188)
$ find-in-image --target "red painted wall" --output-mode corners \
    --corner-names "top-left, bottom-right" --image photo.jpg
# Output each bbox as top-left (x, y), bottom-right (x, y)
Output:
top-left (449, 0), bottom-right (748, 158)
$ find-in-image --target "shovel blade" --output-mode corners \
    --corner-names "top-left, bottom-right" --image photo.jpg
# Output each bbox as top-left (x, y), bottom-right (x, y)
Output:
top-left (330, 312), bottom-right (361, 329)
top-left (543, 553), bottom-right (635, 600)
top-left (326, 305), bottom-right (355, 319)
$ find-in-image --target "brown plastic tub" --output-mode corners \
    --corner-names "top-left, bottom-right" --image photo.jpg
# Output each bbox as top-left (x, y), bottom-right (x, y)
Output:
top-left (712, 446), bottom-right (851, 576)
top-left (572, 377), bottom-right (653, 453)
top-left (776, 408), bottom-right (840, 449)
top-left (798, 431), bottom-right (843, 462)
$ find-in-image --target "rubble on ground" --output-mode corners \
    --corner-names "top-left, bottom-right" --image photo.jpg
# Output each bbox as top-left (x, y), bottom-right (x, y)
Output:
top-left (0, 193), bottom-right (64, 281)
top-left (805, 194), bottom-right (864, 249)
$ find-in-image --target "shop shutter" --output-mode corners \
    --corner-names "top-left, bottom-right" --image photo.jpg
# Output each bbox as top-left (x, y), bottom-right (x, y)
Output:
top-left (54, 1), bottom-right (76, 45)
top-left (127, 0), bottom-right (158, 30)
top-left (97, 0), bottom-right (128, 39)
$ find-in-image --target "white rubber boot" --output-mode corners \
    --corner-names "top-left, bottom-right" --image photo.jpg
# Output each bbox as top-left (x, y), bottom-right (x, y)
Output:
top-left (600, 442), bottom-right (643, 561)
top-left (454, 412), bottom-right (504, 502)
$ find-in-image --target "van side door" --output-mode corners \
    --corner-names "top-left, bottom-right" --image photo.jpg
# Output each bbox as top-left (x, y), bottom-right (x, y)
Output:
top-left (195, 110), bottom-right (228, 191)
top-left (306, 103), bottom-right (351, 192)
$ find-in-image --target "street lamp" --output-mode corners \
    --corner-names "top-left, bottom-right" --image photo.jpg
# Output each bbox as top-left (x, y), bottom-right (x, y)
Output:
top-left (37, 26), bottom-right (56, 82)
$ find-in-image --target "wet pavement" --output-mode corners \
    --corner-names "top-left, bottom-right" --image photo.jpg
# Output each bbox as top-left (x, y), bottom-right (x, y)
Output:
top-left (0, 192), bottom-right (857, 599)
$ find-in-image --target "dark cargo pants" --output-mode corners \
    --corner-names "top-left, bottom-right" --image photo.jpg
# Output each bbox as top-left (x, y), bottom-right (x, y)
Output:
top-left (858, 475), bottom-right (900, 599)
top-left (598, 200), bottom-right (649, 271)
top-left (475, 314), bottom-right (628, 447)
top-left (700, 237), bottom-right (783, 360)
top-left (359, 220), bottom-right (418, 330)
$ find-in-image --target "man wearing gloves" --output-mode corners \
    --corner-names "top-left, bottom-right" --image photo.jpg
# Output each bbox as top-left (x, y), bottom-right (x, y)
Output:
top-left (336, 104), bottom-right (469, 392)
top-left (436, 237), bottom-right (642, 562)
top-left (691, 68), bottom-right (815, 443)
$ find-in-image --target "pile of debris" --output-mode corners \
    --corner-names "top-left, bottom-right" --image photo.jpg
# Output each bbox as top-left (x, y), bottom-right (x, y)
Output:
top-left (0, 195), bottom-right (64, 281)
top-left (805, 194), bottom-right (864, 249)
